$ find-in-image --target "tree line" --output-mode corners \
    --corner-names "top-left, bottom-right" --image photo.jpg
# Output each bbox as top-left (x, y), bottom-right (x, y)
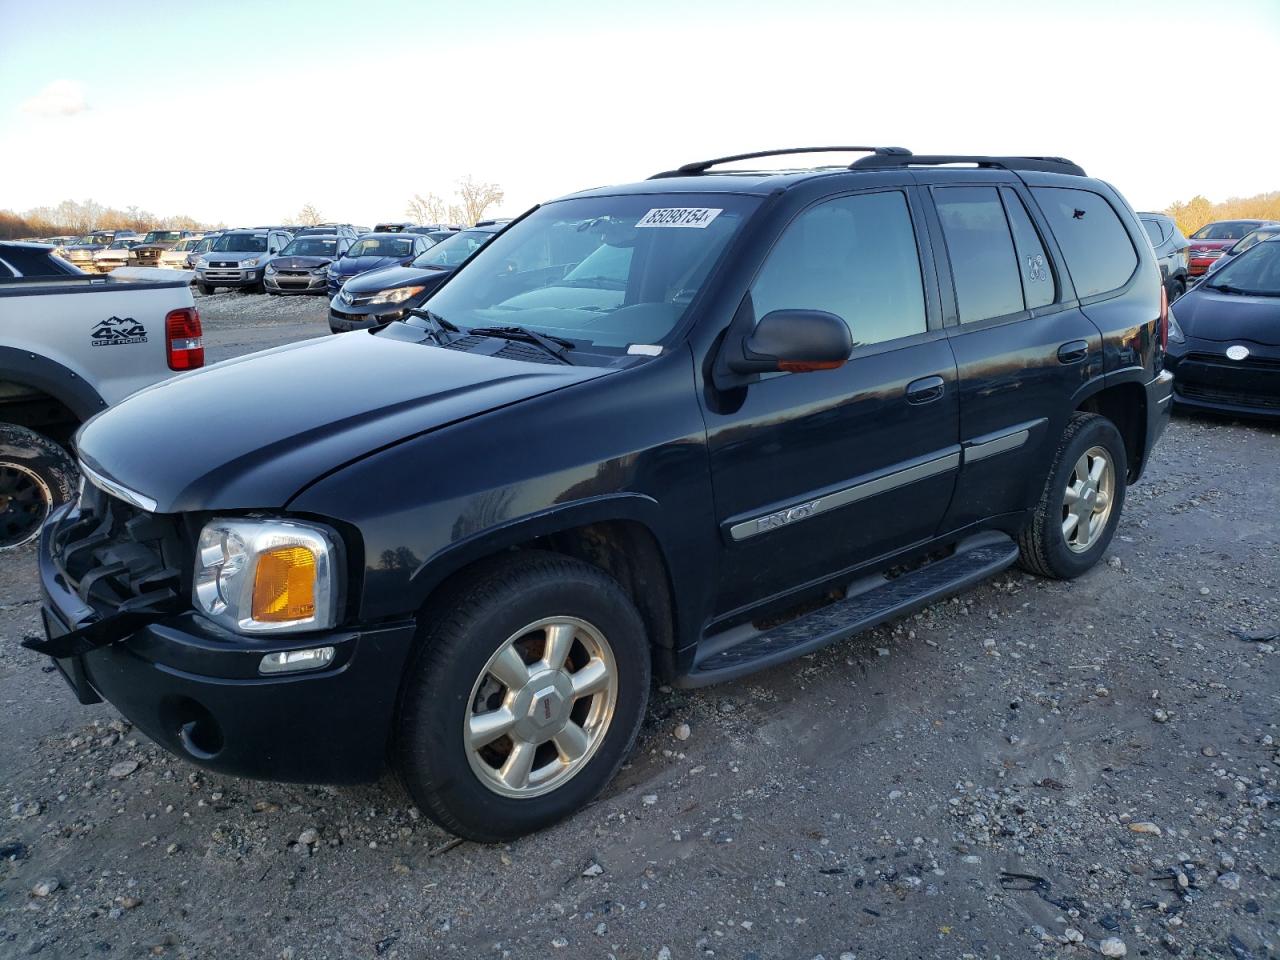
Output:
top-left (1164, 190), bottom-right (1280, 238)
top-left (0, 199), bottom-right (215, 240)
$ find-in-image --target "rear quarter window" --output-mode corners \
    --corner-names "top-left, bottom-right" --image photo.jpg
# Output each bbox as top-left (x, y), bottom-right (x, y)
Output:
top-left (1031, 187), bottom-right (1138, 299)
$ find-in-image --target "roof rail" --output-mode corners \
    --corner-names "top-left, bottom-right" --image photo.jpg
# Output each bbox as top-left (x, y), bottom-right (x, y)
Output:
top-left (649, 146), bottom-right (912, 179)
top-left (850, 154), bottom-right (1086, 176)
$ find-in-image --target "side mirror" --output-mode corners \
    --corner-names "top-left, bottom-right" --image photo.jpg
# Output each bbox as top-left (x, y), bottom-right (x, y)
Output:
top-left (727, 309), bottom-right (852, 374)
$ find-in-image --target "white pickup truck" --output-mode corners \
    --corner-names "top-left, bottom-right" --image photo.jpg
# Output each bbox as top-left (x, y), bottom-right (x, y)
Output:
top-left (0, 253), bottom-right (203, 549)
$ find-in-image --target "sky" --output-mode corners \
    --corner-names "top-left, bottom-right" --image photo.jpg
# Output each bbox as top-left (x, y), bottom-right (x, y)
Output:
top-left (2, 0), bottom-right (1278, 226)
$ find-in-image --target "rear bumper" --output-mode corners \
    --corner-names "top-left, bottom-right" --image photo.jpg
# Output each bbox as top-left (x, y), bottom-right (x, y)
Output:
top-left (37, 509), bottom-right (417, 784)
top-left (1139, 368), bottom-right (1174, 480)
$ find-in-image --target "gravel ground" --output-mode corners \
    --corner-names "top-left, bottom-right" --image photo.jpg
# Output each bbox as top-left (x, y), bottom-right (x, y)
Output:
top-left (1, 297), bottom-right (1277, 958)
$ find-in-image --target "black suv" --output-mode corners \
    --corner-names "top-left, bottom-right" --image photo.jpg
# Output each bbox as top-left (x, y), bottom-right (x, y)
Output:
top-left (31, 147), bottom-right (1172, 842)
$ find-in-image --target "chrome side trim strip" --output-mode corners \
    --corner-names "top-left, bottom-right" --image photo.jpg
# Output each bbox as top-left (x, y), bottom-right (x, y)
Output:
top-left (728, 451), bottom-right (961, 542)
top-left (79, 461), bottom-right (158, 513)
top-left (964, 428), bottom-right (1029, 464)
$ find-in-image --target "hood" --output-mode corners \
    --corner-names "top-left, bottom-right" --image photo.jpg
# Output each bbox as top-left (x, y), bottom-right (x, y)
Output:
top-left (271, 255), bottom-right (333, 270)
top-left (76, 326), bottom-right (608, 513)
top-left (1173, 287), bottom-right (1280, 345)
top-left (346, 262), bottom-right (452, 294)
top-left (333, 254), bottom-right (410, 276)
top-left (1189, 239), bottom-right (1236, 253)
top-left (66, 245), bottom-right (105, 257)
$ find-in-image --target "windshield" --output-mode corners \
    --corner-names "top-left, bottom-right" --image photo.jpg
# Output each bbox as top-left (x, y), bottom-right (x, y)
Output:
top-left (421, 194), bottom-right (757, 351)
top-left (107, 240), bottom-right (132, 250)
top-left (347, 236), bottom-right (414, 258)
top-left (411, 230), bottom-right (494, 268)
top-left (193, 237), bottom-right (215, 253)
top-left (71, 235), bottom-right (107, 246)
top-left (1229, 228), bottom-right (1279, 255)
top-left (173, 238), bottom-right (198, 251)
top-left (1206, 240), bottom-right (1280, 296)
top-left (210, 233), bottom-right (267, 253)
top-left (1192, 221), bottom-right (1261, 241)
top-left (281, 237), bottom-right (339, 257)
top-left (143, 231), bottom-right (183, 243)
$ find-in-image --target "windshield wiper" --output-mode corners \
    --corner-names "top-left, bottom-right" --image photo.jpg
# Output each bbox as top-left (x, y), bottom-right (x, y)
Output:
top-left (468, 325), bottom-right (576, 364)
top-left (406, 308), bottom-right (460, 343)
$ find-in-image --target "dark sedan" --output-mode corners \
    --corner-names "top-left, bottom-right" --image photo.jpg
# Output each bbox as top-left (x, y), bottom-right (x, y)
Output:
top-left (1166, 236), bottom-right (1280, 418)
top-left (265, 235), bottom-right (352, 295)
top-left (325, 233), bottom-right (431, 298)
top-left (328, 224), bottom-right (501, 333)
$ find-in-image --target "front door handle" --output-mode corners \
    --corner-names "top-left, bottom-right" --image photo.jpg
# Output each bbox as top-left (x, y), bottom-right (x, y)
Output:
top-left (905, 375), bottom-right (945, 405)
top-left (1057, 340), bottom-right (1089, 365)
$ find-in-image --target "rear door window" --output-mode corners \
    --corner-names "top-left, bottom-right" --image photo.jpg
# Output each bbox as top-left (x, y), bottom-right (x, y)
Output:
top-left (1031, 187), bottom-right (1138, 299)
top-left (933, 186), bottom-right (1024, 324)
top-left (1141, 219), bottom-right (1166, 246)
top-left (1002, 189), bottom-right (1056, 310)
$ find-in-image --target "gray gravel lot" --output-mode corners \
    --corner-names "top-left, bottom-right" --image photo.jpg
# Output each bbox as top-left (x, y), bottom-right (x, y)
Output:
top-left (1, 294), bottom-right (1277, 959)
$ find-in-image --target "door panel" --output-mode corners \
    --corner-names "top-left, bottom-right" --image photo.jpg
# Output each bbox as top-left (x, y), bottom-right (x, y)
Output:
top-left (705, 339), bottom-right (959, 615)
top-left (700, 187), bottom-right (958, 617)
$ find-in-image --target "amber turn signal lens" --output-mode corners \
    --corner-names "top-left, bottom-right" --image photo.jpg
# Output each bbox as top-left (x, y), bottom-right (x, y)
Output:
top-left (251, 546), bottom-right (317, 622)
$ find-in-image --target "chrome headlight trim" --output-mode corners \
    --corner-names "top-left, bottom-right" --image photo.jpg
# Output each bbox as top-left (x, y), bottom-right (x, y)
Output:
top-left (79, 460), bottom-right (158, 513)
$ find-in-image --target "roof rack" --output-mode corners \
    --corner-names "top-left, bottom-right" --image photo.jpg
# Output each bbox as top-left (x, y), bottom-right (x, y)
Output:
top-left (649, 146), bottom-right (912, 179)
top-left (850, 154), bottom-right (1086, 176)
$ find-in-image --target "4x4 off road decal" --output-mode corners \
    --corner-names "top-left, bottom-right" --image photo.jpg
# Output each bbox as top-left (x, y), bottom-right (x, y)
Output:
top-left (91, 316), bottom-right (147, 347)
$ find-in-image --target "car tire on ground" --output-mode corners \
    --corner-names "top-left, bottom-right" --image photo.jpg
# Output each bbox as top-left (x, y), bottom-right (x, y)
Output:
top-left (1170, 278), bottom-right (1186, 302)
top-left (1017, 412), bottom-right (1127, 580)
top-left (0, 424), bottom-right (77, 551)
top-left (197, 282), bottom-right (215, 296)
top-left (396, 551), bottom-right (650, 842)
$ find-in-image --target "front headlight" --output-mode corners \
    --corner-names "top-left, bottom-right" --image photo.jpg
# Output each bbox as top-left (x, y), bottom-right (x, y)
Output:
top-left (368, 284), bottom-right (425, 305)
top-left (242, 258), bottom-right (260, 268)
top-left (311, 265), bottom-right (329, 275)
top-left (1168, 312), bottom-right (1186, 344)
top-left (194, 518), bottom-right (343, 634)
top-left (195, 257), bottom-right (208, 268)
top-left (265, 264), bottom-right (277, 275)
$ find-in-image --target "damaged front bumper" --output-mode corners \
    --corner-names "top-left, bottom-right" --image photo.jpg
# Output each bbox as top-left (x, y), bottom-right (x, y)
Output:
top-left (35, 505), bottom-right (417, 784)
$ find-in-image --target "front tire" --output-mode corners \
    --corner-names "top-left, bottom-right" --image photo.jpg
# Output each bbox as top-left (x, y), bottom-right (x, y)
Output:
top-left (396, 552), bottom-right (650, 842)
top-left (0, 425), bottom-right (77, 550)
top-left (1017, 413), bottom-right (1127, 579)
top-left (197, 282), bottom-right (215, 296)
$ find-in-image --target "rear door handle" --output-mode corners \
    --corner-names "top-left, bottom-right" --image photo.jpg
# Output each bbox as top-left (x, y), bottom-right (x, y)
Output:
top-left (1057, 340), bottom-right (1089, 365)
top-left (905, 375), bottom-right (945, 404)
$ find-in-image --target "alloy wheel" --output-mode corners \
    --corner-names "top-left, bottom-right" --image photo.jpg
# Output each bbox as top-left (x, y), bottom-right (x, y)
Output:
top-left (1061, 445), bottom-right (1115, 553)
top-left (464, 616), bottom-right (618, 799)
top-left (0, 463), bottom-right (53, 549)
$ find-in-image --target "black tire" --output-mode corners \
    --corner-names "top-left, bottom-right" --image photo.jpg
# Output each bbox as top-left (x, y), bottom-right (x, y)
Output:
top-left (0, 424), bottom-right (77, 550)
top-left (1018, 412), bottom-right (1127, 580)
top-left (197, 282), bottom-right (215, 296)
top-left (1169, 277), bottom-right (1186, 302)
top-left (396, 551), bottom-right (650, 842)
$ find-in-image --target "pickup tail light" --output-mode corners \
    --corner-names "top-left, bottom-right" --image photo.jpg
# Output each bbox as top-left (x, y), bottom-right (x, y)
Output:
top-left (166, 307), bottom-right (204, 370)
top-left (1158, 285), bottom-right (1169, 351)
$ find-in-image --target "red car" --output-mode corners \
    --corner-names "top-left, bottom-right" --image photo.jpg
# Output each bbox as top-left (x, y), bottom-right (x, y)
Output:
top-left (1186, 219), bottom-right (1276, 276)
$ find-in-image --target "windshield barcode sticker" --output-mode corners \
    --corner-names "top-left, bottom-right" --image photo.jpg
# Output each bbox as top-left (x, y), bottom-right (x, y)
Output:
top-left (635, 208), bottom-right (723, 229)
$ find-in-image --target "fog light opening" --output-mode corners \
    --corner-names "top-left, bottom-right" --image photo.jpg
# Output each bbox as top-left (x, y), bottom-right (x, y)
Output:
top-left (259, 646), bottom-right (336, 675)
top-left (168, 698), bottom-right (223, 759)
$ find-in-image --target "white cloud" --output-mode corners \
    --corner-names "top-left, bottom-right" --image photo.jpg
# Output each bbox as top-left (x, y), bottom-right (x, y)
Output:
top-left (20, 79), bottom-right (89, 118)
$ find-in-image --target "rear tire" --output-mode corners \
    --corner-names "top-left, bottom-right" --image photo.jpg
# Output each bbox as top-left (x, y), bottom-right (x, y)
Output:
top-left (1169, 277), bottom-right (1186, 302)
top-left (0, 424), bottom-right (77, 550)
top-left (1017, 413), bottom-right (1126, 580)
top-left (396, 552), bottom-right (650, 842)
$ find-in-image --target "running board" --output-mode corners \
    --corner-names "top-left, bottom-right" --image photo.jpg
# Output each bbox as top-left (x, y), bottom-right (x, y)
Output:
top-left (679, 533), bottom-right (1019, 687)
